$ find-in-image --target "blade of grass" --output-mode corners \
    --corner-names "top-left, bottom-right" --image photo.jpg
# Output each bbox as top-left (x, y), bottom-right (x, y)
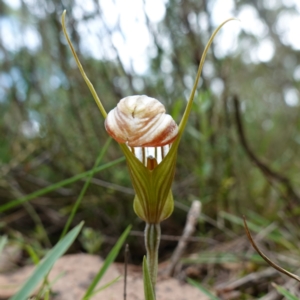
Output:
top-left (88, 276), bottom-right (120, 297)
top-left (0, 156), bottom-right (125, 213)
top-left (220, 211), bottom-right (295, 249)
top-left (220, 211), bottom-right (261, 231)
top-left (272, 283), bottom-right (299, 300)
top-left (82, 225), bottom-right (131, 300)
top-left (44, 289), bottom-right (50, 300)
top-left (42, 139), bottom-right (112, 294)
top-left (182, 251), bottom-right (264, 264)
top-left (25, 245), bottom-right (40, 265)
top-left (22, 201), bottom-right (52, 248)
top-left (9, 221), bottom-right (84, 300)
top-left (143, 256), bottom-right (155, 300)
top-left (7, 178), bottom-right (51, 248)
top-left (60, 138), bottom-right (112, 239)
top-left (36, 271), bottom-right (65, 299)
top-left (0, 235), bottom-right (8, 254)
top-left (187, 278), bottom-right (221, 300)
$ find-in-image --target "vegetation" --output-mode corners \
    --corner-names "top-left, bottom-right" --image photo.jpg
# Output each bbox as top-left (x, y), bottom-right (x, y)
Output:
top-left (1, 0), bottom-right (300, 298)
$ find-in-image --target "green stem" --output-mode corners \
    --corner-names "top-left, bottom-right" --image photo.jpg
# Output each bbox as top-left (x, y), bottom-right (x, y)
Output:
top-left (144, 223), bottom-right (161, 291)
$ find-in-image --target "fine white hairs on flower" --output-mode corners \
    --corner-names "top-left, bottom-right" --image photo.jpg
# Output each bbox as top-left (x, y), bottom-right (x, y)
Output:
top-left (105, 95), bottom-right (178, 147)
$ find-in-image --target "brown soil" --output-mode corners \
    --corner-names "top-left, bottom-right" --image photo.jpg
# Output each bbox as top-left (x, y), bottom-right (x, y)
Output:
top-left (0, 253), bottom-right (208, 300)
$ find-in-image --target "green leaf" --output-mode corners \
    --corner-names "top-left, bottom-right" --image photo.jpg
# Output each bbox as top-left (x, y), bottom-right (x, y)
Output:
top-left (182, 251), bottom-right (264, 265)
top-left (272, 283), bottom-right (299, 300)
top-left (25, 245), bottom-right (40, 265)
top-left (82, 225), bottom-right (131, 300)
top-left (9, 221), bottom-right (84, 300)
top-left (187, 278), bottom-right (221, 300)
top-left (221, 211), bottom-right (295, 249)
top-left (44, 289), bottom-right (50, 300)
top-left (88, 276), bottom-right (121, 298)
top-left (0, 235), bottom-right (8, 255)
top-left (143, 256), bottom-right (155, 300)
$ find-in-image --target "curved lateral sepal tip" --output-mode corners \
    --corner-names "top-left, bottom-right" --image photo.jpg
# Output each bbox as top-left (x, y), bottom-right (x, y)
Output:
top-left (243, 215), bottom-right (300, 283)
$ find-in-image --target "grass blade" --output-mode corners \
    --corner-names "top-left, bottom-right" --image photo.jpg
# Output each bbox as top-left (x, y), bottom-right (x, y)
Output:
top-left (25, 245), bottom-right (40, 265)
top-left (82, 225), bottom-right (131, 300)
top-left (0, 235), bottom-right (8, 255)
top-left (60, 138), bottom-right (112, 238)
top-left (272, 283), bottom-right (299, 300)
top-left (0, 157), bottom-right (125, 213)
top-left (143, 256), bottom-right (155, 300)
top-left (9, 221), bottom-right (84, 300)
top-left (187, 278), bottom-right (221, 300)
top-left (89, 276), bottom-right (121, 297)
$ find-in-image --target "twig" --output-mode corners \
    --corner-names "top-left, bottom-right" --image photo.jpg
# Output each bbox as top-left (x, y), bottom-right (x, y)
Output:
top-left (243, 216), bottom-right (300, 283)
top-left (216, 267), bottom-right (278, 292)
top-left (130, 231), bottom-right (216, 244)
top-left (233, 95), bottom-right (300, 204)
top-left (123, 244), bottom-right (129, 300)
top-left (164, 200), bottom-right (201, 276)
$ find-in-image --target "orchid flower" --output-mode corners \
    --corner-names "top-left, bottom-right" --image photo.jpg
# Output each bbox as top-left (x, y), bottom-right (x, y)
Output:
top-left (61, 10), bottom-right (235, 291)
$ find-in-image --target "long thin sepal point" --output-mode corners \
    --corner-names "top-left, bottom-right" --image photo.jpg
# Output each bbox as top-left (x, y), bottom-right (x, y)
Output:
top-left (243, 216), bottom-right (300, 283)
top-left (61, 10), bottom-right (107, 118)
top-left (178, 18), bottom-right (237, 137)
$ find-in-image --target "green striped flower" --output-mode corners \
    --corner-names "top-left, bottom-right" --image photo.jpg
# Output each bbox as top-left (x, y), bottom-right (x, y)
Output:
top-left (62, 11), bottom-right (235, 292)
top-left (62, 11), bottom-right (234, 224)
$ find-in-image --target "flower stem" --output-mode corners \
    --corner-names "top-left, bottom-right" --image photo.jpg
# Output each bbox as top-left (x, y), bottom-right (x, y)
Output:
top-left (144, 223), bottom-right (161, 291)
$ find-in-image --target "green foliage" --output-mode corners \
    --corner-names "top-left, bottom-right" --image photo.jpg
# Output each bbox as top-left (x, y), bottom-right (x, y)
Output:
top-left (0, 157), bottom-right (125, 213)
top-left (1, 1), bottom-right (300, 298)
top-left (143, 256), bottom-right (156, 300)
top-left (25, 244), bottom-right (40, 265)
top-left (1, 0), bottom-right (299, 234)
top-left (220, 212), bottom-right (296, 250)
top-left (182, 251), bottom-right (264, 265)
top-left (82, 225), bottom-right (131, 299)
top-left (60, 138), bottom-right (112, 239)
top-left (0, 236), bottom-right (8, 255)
top-left (9, 222), bottom-right (84, 300)
top-left (85, 276), bottom-right (121, 298)
top-left (187, 278), bottom-right (221, 300)
top-left (273, 284), bottom-right (299, 300)
top-left (79, 227), bottom-right (103, 254)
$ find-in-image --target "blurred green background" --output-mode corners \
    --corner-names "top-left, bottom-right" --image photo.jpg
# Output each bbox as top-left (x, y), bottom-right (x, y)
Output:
top-left (1, 0), bottom-right (300, 297)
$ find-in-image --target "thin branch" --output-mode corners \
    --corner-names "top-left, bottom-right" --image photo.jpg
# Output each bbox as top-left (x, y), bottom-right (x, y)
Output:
top-left (243, 216), bottom-right (300, 283)
top-left (233, 95), bottom-right (300, 204)
top-left (216, 267), bottom-right (278, 292)
top-left (130, 230), bottom-right (216, 243)
top-left (123, 244), bottom-right (129, 300)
